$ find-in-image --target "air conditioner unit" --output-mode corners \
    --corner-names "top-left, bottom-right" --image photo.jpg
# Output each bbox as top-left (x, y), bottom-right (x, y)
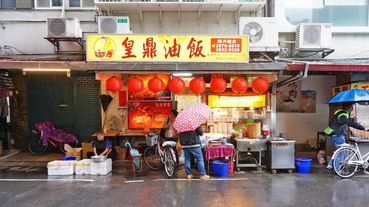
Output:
top-left (239, 17), bottom-right (279, 52)
top-left (98, 16), bottom-right (130, 34)
top-left (47, 18), bottom-right (82, 38)
top-left (295, 23), bottom-right (332, 51)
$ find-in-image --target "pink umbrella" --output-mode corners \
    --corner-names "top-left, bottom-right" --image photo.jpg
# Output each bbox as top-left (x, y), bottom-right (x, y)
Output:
top-left (173, 103), bottom-right (211, 133)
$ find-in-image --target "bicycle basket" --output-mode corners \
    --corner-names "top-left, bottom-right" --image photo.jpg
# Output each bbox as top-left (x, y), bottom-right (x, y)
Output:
top-left (146, 134), bottom-right (158, 146)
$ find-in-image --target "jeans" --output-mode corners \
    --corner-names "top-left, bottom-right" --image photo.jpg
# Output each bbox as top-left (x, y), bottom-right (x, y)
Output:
top-left (183, 147), bottom-right (206, 176)
top-left (328, 134), bottom-right (345, 168)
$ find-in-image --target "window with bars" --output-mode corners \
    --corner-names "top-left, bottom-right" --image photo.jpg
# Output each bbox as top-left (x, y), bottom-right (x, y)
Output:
top-left (277, 0), bottom-right (369, 27)
top-left (36, 0), bottom-right (95, 9)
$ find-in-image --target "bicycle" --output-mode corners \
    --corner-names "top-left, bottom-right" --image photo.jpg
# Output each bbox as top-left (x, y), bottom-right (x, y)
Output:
top-left (332, 137), bottom-right (369, 178)
top-left (143, 131), bottom-right (177, 178)
top-left (28, 122), bottom-right (78, 154)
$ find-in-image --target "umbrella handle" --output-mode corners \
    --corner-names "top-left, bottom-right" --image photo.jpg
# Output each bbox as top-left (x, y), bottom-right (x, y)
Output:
top-left (102, 109), bottom-right (108, 130)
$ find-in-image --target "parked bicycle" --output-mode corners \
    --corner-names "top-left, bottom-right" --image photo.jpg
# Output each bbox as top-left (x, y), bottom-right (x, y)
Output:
top-left (332, 137), bottom-right (369, 178)
top-left (28, 121), bottom-right (78, 154)
top-left (143, 131), bottom-right (177, 178)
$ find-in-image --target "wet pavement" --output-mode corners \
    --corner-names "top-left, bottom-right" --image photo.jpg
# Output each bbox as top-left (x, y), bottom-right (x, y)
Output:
top-left (1, 160), bottom-right (369, 207)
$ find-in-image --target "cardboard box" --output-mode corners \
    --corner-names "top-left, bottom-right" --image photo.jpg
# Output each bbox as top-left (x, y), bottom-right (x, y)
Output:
top-left (115, 146), bottom-right (127, 160)
top-left (65, 148), bottom-right (82, 160)
top-left (82, 142), bottom-right (93, 159)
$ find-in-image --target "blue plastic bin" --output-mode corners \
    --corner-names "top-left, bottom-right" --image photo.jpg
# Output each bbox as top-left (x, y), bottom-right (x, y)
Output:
top-left (212, 160), bottom-right (229, 177)
top-left (60, 156), bottom-right (77, 161)
top-left (295, 158), bottom-right (312, 173)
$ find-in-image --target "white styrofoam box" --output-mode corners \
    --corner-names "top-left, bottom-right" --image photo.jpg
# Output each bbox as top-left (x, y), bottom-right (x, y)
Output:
top-left (75, 159), bottom-right (92, 175)
top-left (47, 160), bottom-right (76, 176)
top-left (90, 158), bottom-right (112, 175)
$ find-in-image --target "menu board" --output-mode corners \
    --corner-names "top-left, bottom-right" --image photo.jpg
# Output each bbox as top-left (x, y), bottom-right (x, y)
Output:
top-left (128, 101), bottom-right (172, 129)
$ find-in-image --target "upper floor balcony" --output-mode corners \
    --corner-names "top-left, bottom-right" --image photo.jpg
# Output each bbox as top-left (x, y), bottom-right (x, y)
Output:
top-left (94, 0), bottom-right (265, 12)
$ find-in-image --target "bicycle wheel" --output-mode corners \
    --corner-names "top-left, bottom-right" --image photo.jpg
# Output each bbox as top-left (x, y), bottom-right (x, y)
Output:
top-left (333, 147), bottom-right (360, 178)
top-left (164, 148), bottom-right (176, 178)
top-left (143, 146), bottom-right (163, 171)
top-left (28, 138), bottom-right (47, 154)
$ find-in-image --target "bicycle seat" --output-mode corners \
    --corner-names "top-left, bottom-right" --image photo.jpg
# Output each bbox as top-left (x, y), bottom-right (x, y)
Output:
top-left (162, 141), bottom-right (176, 147)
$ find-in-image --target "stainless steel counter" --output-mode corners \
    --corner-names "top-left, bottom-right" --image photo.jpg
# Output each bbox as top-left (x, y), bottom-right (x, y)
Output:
top-left (266, 139), bottom-right (295, 173)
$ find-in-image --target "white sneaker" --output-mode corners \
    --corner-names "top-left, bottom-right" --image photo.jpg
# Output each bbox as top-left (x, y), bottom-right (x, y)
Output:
top-left (200, 175), bottom-right (210, 180)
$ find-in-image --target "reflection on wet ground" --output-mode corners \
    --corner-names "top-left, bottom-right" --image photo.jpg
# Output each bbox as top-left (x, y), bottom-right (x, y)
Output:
top-left (1, 162), bottom-right (369, 207)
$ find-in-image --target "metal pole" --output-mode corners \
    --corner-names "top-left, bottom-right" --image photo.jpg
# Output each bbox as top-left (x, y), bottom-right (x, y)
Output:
top-left (271, 83), bottom-right (277, 137)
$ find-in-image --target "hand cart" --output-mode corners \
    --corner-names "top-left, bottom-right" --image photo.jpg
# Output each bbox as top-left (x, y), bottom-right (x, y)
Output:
top-left (125, 142), bottom-right (142, 176)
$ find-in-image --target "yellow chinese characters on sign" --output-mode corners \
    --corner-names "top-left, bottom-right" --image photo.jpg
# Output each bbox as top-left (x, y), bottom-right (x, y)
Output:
top-left (208, 95), bottom-right (266, 108)
top-left (332, 82), bottom-right (369, 96)
top-left (86, 34), bottom-right (249, 62)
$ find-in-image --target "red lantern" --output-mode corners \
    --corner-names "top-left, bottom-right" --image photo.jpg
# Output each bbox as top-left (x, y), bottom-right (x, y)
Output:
top-left (252, 77), bottom-right (269, 94)
top-left (127, 77), bottom-right (144, 93)
top-left (210, 77), bottom-right (227, 93)
top-left (148, 77), bottom-right (165, 93)
top-left (168, 77), bottom-right (186, 94)
top-left (189, 77), bottom-right (206, 94)
top-left (231, 77), bottom-right (248, 93)
top-left (106, 76), bottom-right (123, 92)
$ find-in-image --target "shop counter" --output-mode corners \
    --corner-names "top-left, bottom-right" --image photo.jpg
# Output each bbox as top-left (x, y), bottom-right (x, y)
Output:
top-left (91, 131), bottom-right (146, 146)
top-left (91, 131), bottom-right (120, 146)
top-left (91, 131), bottom-right (119, 137)
top-left (235, 138), bottom-right (266, 170)
top-left (203, 133), bottom-right (232, 142)
top-left (204, 144), bottom-right (234, 174)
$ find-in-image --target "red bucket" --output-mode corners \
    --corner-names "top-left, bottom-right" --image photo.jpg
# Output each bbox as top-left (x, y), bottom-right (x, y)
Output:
top-left (228, 160), bottom-right (234, 175)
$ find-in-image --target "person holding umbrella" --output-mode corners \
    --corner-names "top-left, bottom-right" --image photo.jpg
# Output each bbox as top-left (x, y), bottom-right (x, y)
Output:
top-left (325, 89), bottom-right (369, 170)
top-left (173, 103), bottom-right (210, 180)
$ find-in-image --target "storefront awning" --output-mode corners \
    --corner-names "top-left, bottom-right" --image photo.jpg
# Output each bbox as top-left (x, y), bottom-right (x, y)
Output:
top-left (289, 63), bottom-right (369, 72)
top-left (287, 58), bottom-right (369, 72)
top-left (0, 60), bottom-right (287, 73)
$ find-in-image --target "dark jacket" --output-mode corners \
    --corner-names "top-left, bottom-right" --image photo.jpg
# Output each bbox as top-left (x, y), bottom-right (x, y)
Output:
top-left (178, 127), bottom-right (203, 148)
top-left (330, 109), bottom-right (365, 136)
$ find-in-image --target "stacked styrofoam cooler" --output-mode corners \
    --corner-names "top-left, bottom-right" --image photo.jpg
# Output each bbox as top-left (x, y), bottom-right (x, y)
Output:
top-left (90, 158), bottom-right (112, 175)
top-left (47, 161), bottom-right (77, 175)
top-left (75, 159), bottom-right (92, 175)
top-left (47, 159), bottom-right (112, 175)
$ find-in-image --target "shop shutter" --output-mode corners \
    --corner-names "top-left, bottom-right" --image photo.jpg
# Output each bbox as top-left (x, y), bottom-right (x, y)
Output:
top-left (27, 75), bottom-right (100, 142)
top-left (73, 77), bottom-right (100, 141)
top-left (16, 0), bottom-right (33, 9)
top-left (27, 77), bottom-right (75, 134)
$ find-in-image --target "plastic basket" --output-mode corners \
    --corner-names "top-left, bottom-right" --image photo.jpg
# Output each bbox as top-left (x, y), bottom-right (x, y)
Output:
top-left (146, 134), bottom-right (158, 146)
top-left (60, 156), bottom-right (77, 161)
